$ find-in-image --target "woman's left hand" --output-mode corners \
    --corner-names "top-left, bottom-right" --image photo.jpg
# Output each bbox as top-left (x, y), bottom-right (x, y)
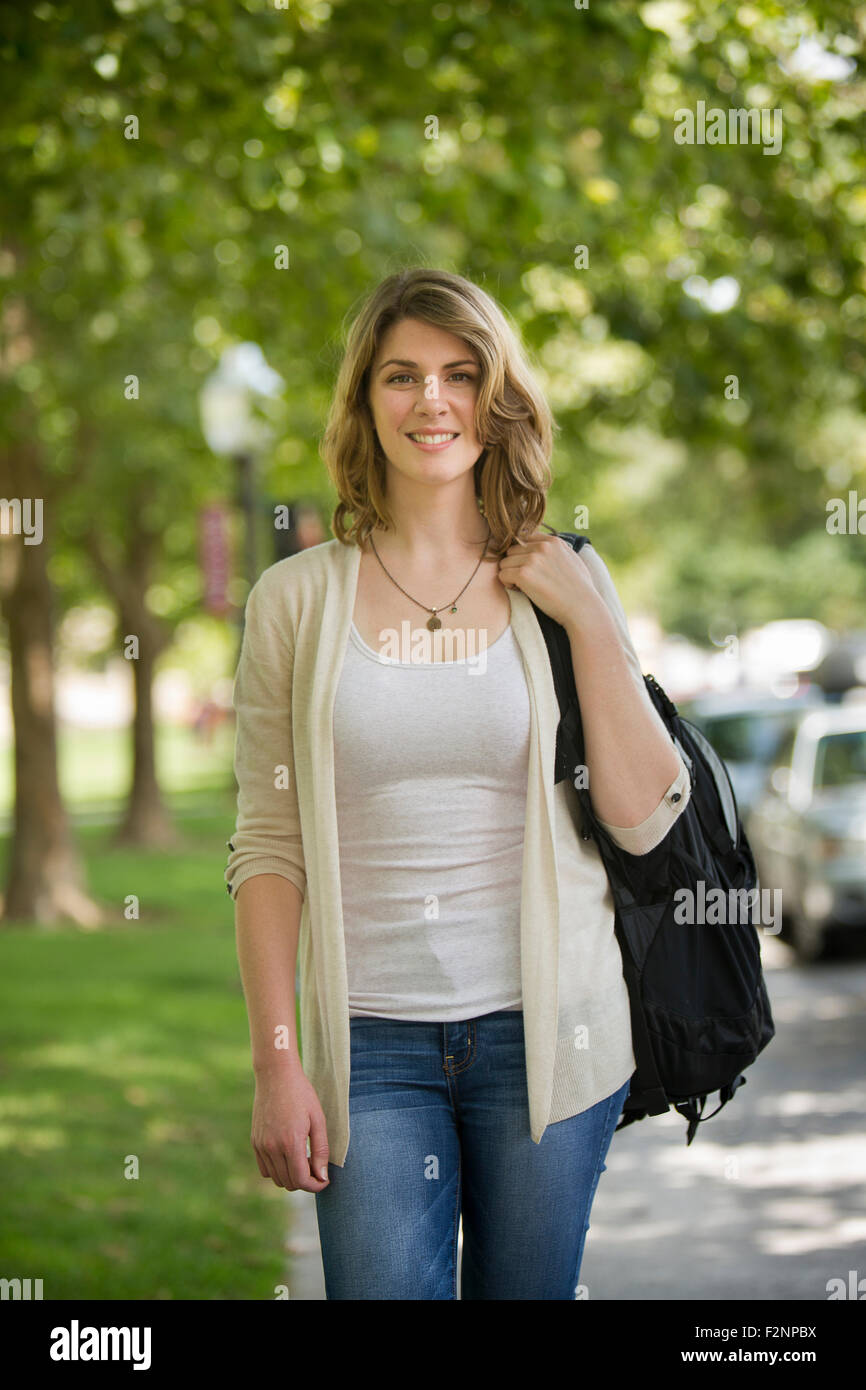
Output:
top-left (497, 531), bottom-right (604, 631)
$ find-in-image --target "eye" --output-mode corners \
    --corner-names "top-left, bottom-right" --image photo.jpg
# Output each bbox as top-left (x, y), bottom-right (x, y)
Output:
top-left (384, 369), bottom-right (477, 385)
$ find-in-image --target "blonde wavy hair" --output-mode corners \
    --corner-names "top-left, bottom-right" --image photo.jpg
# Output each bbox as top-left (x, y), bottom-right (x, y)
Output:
top-left (320, 268), bottom-right (558, 561)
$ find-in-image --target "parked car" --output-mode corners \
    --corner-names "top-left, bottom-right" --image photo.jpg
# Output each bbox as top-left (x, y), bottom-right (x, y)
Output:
top-left (678, 687), bottom-right (825, 820)
top-left (746, 706), bottom-right (866, 961)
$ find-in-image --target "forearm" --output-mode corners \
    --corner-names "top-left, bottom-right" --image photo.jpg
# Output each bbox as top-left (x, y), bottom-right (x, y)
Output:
top-left (564, 599), bottom-right (681, 829)
top-left (234, 874), bottom-right (305, 1077)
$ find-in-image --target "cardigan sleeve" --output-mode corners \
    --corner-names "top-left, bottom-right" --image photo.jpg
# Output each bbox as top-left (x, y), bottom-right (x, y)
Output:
top-left (576, 542), bottom-right (691, 856)
top-left (224, 572), bottom-right (307, 902)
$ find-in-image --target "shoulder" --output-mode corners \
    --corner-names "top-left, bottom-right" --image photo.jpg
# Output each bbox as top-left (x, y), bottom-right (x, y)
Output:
top-left (242, 540), bottom-right (353, 652)
top-left (570, 539), bottom-right (622, 606)
top-left (569, 537), bottom-right (602, 578)
top-left (251, 537), bottom-right (350, 604)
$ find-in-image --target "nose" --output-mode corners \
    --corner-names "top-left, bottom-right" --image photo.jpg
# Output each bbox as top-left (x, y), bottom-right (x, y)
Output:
top-left (413, 390), bottom-right (449, 417)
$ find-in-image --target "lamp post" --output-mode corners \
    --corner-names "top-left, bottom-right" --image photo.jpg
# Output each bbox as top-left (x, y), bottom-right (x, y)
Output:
top-left (199, 343), bottom-right (284, 598)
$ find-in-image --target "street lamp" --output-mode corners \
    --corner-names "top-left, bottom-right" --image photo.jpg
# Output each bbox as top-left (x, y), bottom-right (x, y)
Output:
top-left (199, 342), bottom-right (284, 596)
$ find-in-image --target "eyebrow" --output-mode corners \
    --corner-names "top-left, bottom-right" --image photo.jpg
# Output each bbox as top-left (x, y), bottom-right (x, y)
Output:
top-left (377, 358), bottom-right (478, 373)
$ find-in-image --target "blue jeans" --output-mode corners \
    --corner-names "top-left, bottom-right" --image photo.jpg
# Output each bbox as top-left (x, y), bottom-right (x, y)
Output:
top-left (314, 1009), bottom-right (630, 1300)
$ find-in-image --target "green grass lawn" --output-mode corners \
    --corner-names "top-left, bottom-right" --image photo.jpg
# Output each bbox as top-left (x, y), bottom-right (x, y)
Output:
top-left (0, 720), bottom-right (238, 814)
top-left (0, 791), bottom-right (302, 1301)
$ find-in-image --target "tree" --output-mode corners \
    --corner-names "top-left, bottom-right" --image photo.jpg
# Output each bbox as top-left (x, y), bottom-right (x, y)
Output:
top-left (1, 0), bottom-right (864, 921)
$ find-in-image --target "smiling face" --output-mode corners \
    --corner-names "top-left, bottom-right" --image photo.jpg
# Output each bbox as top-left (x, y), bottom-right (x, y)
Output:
top-left (367, 317), bottom-right (485, 490)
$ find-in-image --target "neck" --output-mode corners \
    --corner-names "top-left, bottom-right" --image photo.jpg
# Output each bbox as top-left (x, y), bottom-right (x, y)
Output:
top-left (369, 472), bottom-right (489, 564)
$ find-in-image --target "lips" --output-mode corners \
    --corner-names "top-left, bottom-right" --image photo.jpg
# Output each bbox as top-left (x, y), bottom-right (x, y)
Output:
top-left (406, 431), bottom-right (460, 451)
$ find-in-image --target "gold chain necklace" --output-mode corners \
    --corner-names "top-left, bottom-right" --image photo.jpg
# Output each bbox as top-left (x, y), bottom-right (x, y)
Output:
top-left (368, 523), bottom-right (491, 631)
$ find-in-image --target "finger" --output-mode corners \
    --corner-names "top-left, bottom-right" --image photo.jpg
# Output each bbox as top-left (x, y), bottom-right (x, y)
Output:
top-left (273, 1139), bottom-right (301, 1195)
top-left (286, 1135), bottom-right (329, 1194)
top-left (504, 537), bottom-right (551, 557)
top-left (308, 1112), bottom-right (330, 1186)
top-left (256, 1144), bottom-right (287, 1189)
top-left (515, 528), bottom-right (556, 547)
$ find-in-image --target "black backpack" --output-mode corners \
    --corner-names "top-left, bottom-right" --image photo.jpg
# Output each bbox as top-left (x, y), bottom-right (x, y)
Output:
top-left (531, 531), bottom-right (775, 1143)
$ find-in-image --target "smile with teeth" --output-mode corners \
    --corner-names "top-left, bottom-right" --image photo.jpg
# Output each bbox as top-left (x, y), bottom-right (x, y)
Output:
top-left (407, 432), bottom-right (459, 444)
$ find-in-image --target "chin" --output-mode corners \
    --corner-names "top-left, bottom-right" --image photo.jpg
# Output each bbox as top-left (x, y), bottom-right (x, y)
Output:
top-left (399, 447), bottom-right (479, 476)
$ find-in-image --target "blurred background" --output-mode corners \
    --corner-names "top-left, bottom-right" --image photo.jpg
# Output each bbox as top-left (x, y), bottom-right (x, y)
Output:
top-left (0, 0), bottom-right (864, 1301)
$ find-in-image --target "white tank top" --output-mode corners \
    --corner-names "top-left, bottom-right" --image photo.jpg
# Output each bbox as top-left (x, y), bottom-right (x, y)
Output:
top-left (333, 618), bottom-right (531, 1021)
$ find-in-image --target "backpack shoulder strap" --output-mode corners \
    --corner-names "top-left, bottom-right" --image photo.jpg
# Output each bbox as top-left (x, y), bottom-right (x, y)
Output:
top-left (533, 528), bottom-right (671, 1124)
top-left (530, 530), bottom-right (592, 781)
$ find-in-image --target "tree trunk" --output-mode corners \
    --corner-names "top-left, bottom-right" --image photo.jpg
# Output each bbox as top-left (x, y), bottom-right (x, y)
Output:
top-left (82, 515), bottom-right (175, 850)
top-left (0, 456), bottom-right (104, 927)
top-left (113, 584), bottom-right (175, 849)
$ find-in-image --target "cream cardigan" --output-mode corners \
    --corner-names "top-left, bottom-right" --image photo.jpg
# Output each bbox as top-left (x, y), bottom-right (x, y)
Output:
top-left (225, 536), bottom-right (691, 1166)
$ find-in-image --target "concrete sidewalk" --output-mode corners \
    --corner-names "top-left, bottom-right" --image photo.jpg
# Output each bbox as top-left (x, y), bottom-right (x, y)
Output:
top-left (284, 1189), bottom-right (327, 1299)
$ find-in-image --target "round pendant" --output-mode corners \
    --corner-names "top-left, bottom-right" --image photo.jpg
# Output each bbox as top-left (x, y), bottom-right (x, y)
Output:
top-left (427, 614), bottom-right (442, 631)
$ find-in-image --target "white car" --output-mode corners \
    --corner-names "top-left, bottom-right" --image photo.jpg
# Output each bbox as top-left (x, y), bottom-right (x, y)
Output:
top-left (746, 706), bottom-right (866, 961)
top-left (678, 687), bottom-right (825, 820)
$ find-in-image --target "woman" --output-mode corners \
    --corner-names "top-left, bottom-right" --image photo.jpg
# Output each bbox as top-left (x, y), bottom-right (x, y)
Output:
top-left (225, 268), bottom-right (690, 1300)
